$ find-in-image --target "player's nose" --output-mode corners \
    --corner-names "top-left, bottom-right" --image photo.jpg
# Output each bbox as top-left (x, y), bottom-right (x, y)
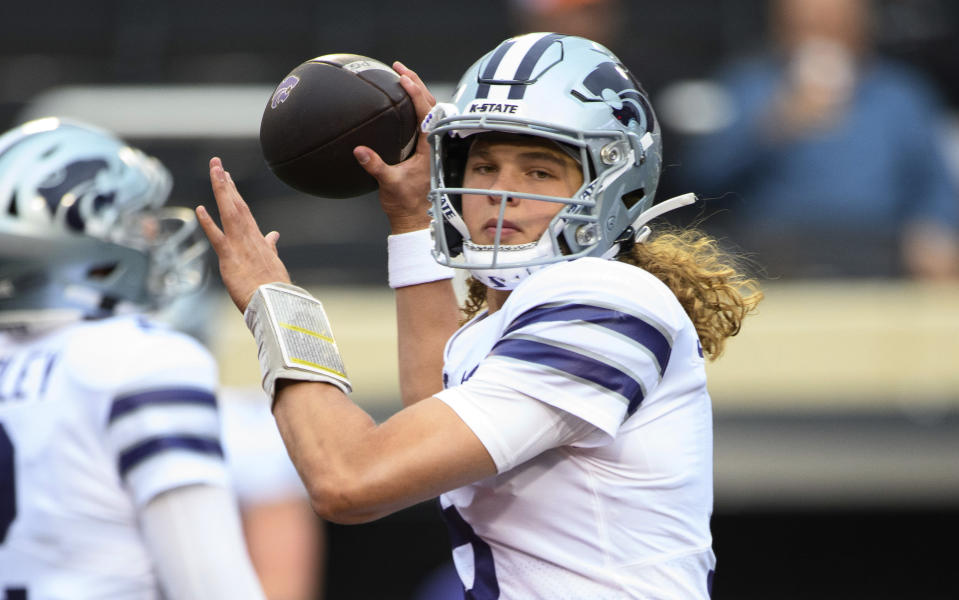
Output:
top-left (486, 172), bottom-right (521, 205)
top-left (485, 191), bottom-right (519, 206)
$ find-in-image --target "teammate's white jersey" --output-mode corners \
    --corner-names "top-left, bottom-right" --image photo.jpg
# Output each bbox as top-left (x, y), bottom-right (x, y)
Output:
top-left (0, 315), bottom-right (230, 599)
top-left (436, 257), bottom-right (716, 599)
top-left (218, 386), bottom-right (307, 508)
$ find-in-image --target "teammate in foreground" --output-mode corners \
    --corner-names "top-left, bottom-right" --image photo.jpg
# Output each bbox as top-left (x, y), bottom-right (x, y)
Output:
top-left (199, 33), bottom-right (762, 598)
top-left (0, 118), bottom-right (265, 599)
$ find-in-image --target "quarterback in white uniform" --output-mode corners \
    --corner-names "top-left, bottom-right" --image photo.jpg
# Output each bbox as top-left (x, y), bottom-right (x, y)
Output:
top-left (0, 119), bottom-right (264, 599)
top-left (198, 33), bottom-right (761, 599)
top-left (435, 257), bottom-right (714, 598)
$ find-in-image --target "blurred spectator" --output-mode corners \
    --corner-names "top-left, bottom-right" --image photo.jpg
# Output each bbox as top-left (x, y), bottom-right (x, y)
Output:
top-left (508, 0), bottom-right (623, 48)
top-left (680, 0), bottom-right (959, 279)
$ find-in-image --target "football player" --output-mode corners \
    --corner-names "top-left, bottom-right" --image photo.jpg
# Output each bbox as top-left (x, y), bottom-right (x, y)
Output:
top-left (218, 386), bottom-right (324, 600)
top-left (199, 33), bottom-right (762, 598)
top-left (0, 118), bottom-right (265, 599)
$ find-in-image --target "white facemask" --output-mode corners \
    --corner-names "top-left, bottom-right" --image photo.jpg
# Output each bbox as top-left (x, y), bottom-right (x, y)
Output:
top-left (461, 233), bottom-right (557, 290)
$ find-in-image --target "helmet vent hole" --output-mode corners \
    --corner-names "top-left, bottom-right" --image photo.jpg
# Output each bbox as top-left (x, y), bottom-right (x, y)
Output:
top-left (622, 188), bottom-right (646, 209)
top-left (87, 263), bottom-right (118, 280)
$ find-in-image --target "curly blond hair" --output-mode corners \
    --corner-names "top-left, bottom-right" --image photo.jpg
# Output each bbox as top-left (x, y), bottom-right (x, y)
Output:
top-left (460, 227), bottom-right (763, 360)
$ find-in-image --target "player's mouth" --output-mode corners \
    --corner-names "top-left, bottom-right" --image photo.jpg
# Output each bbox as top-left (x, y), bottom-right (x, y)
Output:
top-left (483, 218), bottom-right (522, 242)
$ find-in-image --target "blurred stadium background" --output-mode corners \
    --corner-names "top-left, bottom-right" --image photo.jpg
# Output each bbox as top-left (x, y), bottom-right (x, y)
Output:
top-left (3, 1), bottom-right (957, 598)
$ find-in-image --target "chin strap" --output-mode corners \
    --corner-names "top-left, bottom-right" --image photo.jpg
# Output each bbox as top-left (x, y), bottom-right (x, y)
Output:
top-left (243, 282), bottom-right (351, 400)
top-left (631, 192), bottom-right (697, 243)
top-left (463, 192), bottom-right (700, 287)
top-left (610, 192), bottom-right (698, 256)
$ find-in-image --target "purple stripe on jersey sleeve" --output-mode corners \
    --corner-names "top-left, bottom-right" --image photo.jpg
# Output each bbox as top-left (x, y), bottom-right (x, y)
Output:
top-left (118, 435), bottom-right (223, 478)
top-left (476, 39), bottom-right (514, 99)
top-left (489, 337), bottom-right (643, 414)
top-left (108, 388), bottom-right (216, 423)
top-left (504, 303), bottom-right (672, 373)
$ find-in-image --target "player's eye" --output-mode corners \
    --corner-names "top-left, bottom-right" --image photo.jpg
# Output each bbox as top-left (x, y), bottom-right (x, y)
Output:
top-left (528, 169), bottom-right (554, 180)
top-left (471, 164), bottom-right (495, 175)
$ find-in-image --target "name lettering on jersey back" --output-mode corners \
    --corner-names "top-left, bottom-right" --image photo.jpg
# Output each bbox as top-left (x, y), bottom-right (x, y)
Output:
top-left (0, 351), bottom-right (58, 405)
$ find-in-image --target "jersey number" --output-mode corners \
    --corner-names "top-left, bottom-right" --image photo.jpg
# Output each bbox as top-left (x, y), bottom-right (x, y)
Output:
top-left (0, 423), bottom-right (28, 599)
top-left (0, 423), bottom-right (14, 544)
top-left (442, 504), bottom-right (499, 599)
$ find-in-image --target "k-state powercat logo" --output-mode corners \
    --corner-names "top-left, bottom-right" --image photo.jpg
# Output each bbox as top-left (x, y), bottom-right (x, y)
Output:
top-left (572, 62), bottom-right (655, 132)
top-left (271, 75), bottom-right (299, 109)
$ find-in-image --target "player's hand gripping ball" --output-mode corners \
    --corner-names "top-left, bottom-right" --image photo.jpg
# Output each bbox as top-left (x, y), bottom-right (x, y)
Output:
top-left (259, 54), bottom-right (418, 198)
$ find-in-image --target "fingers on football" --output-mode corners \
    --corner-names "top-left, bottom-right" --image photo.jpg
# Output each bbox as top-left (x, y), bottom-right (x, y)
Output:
top-left (399, 75), bottom-right (436, 129)
top-left (386, 64), bottom-right (435, 159)
top-left (353, 146), bottom-right (390, 180)
top-left (391, 79), bottom-right (432, 157)
top-left (394, 62), bottom-right (436, 107)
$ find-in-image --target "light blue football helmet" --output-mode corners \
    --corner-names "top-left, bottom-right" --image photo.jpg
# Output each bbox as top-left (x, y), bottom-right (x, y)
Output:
top-left (424, 33), bottom-right (692, 290)
top-left (0, 117), bottom-right (207, 326)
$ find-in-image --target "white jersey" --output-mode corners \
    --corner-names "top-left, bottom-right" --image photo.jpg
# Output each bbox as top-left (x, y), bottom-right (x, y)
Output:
top-left (0, 315), bottom-right (230, 599)
top-left (218, 386), bottom-right (307, 508)
top-left (435, 257), bottom-right (716, 599)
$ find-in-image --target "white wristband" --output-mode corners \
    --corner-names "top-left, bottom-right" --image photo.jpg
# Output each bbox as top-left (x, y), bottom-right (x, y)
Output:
top-left (387, 228), bottom-right (455, 288)
top-left (243, 282), bottom-right (352, 399)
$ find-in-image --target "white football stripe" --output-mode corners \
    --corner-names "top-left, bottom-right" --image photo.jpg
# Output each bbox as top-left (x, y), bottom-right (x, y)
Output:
top-left (487, 33), bottom-right (552, 101)
top-left (107, 404), bottom-right (221, 453)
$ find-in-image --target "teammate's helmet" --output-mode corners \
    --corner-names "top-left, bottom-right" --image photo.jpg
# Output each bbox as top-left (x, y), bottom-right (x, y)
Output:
top-left (425, 32), bottom-right (662, 289)
top-left (0, 117), bottom-right (207, 326)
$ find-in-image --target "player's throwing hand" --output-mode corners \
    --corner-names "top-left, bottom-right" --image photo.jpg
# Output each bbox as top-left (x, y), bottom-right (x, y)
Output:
top-left (353, 62), bottom-right (437, 234)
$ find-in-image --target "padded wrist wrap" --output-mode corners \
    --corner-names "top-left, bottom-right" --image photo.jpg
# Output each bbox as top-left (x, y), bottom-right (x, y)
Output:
top-left (243, 282), bottom-right (351, 398)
